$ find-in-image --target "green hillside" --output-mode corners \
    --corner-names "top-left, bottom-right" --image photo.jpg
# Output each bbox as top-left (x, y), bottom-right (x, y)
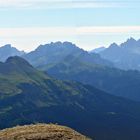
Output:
top-left (1, 57), bottom-right (140, 140)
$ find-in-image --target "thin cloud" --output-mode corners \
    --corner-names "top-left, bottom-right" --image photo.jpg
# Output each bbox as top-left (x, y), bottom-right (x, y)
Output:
top-left (77, 26), bottom-right (140, 35)
top-left (1, 26), bottom-right (140, 37)
top-left (0, 0), bottom-right (138, 9)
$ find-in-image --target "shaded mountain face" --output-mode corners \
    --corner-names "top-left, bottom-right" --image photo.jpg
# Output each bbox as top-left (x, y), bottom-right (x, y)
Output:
top-left (1, 57), bottom-right (140, 140)
top-left (97, 38), bottom-right (140, 70)
top-left (23, 41), bottom-right (113, 68)
top-left (46, 56), bottom-right (140, 101)
top-left (21, 40), bottom-right (140, 101)
top-left (0, 44), bottom-right (25, 62)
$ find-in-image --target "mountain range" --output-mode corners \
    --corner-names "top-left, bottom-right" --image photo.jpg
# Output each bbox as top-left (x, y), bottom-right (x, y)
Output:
top-left (19, 41), bottom-right (140, 101)
top-left (1, 39), bottom-right (140, 139)
top-left (94, 38), bottom-right (140, 70)
top-left (2, 38), bottom-right (140, 71)
top-left (1, 56), bottom-right (140, 140)
top-left (1, 41), bottom-right (140, 101)
top-left (23, 41), bottom-right (113, 68)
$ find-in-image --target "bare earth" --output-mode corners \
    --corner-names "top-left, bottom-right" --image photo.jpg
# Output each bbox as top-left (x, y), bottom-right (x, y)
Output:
top-left (0, 124), bottom-right (91, 140)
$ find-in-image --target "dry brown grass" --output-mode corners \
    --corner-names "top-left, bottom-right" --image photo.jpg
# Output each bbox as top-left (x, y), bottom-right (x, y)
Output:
top-left (0, 123), bottom-right (91, 140)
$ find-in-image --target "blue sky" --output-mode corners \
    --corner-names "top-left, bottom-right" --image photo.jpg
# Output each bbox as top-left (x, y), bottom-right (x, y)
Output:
top-left (0, 0), bottom-right (140, 51)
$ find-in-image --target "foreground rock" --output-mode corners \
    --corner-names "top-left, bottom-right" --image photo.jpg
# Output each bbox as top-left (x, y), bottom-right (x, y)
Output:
top-left (0, 124), bottom-right (91, 140)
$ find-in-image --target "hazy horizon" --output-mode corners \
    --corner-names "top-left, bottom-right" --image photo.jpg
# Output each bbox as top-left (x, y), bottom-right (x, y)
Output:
top-left (0, 0), bottom-right (139, 51)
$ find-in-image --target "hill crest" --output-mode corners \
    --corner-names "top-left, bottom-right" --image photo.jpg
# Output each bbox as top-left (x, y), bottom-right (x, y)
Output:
top-left (0, 123), bottom-right (90, 140)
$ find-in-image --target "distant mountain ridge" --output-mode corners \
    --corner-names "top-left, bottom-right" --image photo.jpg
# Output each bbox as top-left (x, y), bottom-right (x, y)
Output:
top-left (0, 44), bottom-right (25, 62)
top-left (97, 38), bottom-right (140, 70)
top-left (3, 39), bottom-right (140, 71)
top-left (1, 38), bottom-right (140, 72)
top-left (23, 41), bottom-right (113, 68)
